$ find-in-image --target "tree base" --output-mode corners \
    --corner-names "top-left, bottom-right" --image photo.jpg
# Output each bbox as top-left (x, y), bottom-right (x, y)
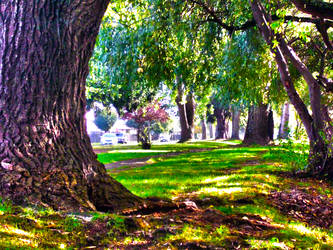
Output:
top-left (0, 160), bottom-right (143, 212)
top-left (302, 157), bottom-right (333, 179)
top-left (177, 138), bottom-right (192, 143)
top-left (141, 143), bottom-right (152, 149)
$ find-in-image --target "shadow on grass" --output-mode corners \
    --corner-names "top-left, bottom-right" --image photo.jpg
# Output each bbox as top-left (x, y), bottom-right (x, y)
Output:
top-left (108, 141), bottom-right (333, 248)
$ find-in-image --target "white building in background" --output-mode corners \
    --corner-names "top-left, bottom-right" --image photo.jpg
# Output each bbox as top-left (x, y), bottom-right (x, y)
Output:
top-left (110, 119), bottom-right (137, 142)
top-left (85, 109), bottom-right (138, 143)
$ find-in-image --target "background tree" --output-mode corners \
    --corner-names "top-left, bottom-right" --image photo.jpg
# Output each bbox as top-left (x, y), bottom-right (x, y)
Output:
top-left (249, 0), bottom-right (333, 176)
top-left (94, 107), bottom-right (117, 132)
top-left (278, 102), bottom-right (290, 139)
top-left (124, 102), bottom-right (169, 149)
top-left (231, 105), bottom-right (241, 140)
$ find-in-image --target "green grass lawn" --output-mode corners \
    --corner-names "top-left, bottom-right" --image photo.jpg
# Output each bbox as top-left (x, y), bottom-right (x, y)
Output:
top-left (96, 140), bottom-right (234, 164)
top-left (1, 140), bottom-right (332, 249)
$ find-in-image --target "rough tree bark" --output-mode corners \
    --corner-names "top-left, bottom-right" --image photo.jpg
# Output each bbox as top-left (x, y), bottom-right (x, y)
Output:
top-left (278, 102), bottom-right (290, 139)
top-left (231, 108), bottom-right (241, 140)
top-left (243, 104), bottom-right (271, 145)
top-left (0, 0), bottom-right (141, 211)
top-left (214, 107), bottom-right (230, 139)
top-left (176, 83), bottom-right (195, 142)
top-left (250, 0), bottom-right (333, 176)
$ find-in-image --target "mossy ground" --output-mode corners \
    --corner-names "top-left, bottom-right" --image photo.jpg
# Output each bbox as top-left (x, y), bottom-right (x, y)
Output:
top-left (1, 140), bottom-right (333, 249)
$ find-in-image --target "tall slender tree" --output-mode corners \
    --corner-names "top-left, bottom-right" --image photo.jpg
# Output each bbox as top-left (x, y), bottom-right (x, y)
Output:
top-left (249, 0), bottom-right (333, 176)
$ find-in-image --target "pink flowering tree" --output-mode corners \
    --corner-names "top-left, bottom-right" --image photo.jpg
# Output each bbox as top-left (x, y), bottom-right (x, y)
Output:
top-left (123, 102), bottom-right (169, 149)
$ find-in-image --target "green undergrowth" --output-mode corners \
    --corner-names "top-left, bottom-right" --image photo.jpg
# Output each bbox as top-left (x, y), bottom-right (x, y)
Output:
top-left (1, 140), bottom-right (333, 249)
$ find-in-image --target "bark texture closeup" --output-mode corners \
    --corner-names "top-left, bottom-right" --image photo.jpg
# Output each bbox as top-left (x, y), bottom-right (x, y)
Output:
top-left (243, 105), bottom-right (271, 145)
top-left (0, 0), bottom-right (141, 211)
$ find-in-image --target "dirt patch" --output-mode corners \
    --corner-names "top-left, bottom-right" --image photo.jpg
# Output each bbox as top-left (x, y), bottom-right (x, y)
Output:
top-left (268, 187), bottom-right (333, 228)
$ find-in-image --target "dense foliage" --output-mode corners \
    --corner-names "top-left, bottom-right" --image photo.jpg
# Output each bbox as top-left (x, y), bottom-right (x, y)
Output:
top-left (87, 0), bottom-right (333, 173)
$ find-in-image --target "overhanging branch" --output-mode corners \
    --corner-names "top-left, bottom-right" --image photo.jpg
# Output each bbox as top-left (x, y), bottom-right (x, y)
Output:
top-left (188, 0), bottom-right (333, 32)
top-left (291, 0), bottom-right (333, 20)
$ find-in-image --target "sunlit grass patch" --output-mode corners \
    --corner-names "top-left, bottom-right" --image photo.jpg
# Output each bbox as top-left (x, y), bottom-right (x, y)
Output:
top-left (164, 224), bottom-right (230, 247)
top-left (98, 151), bottom-right (163, 164)
top-left (94, 140), bottom-right (229, 152)
top-left (247, 237), bottom-right (291, 249)
top-left (96, 140), bottom-right (232, 164)
top-left (287, 223), bottom-right (333, 246)
top-left (0, 206), bottom-right (89, 248)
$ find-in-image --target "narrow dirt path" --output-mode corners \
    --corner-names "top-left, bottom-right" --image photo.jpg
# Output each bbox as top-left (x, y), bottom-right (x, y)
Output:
top-left (104, 148), bottom-right (216, 171)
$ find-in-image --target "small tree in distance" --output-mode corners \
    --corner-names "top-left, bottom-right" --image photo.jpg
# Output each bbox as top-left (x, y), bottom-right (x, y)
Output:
top-left (124, 102), bottom-right (169, 149)
top-left (94, 107), bottom-right (117, 132)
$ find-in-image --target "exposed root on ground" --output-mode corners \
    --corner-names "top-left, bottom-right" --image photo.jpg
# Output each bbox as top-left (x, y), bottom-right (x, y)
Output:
top-left (80, 196), bottom-right (282, 249)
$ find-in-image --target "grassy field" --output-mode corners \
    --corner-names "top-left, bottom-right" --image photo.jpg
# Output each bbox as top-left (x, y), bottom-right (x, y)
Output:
top-left (1, 140), bottom-right (333, 249)
top-left (96, 140), bottom-right (231, 164)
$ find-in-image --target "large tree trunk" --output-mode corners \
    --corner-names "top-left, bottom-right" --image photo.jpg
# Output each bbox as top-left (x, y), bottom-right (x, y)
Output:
top-left (176, 84), bottom-right (195, 143)
top-left (0, 0), bottom-right (141, 211)
top-left (201, 119), bottom-right (207, 140)
top-left (214, 107), bottom-right (230, 139)
top-left (243, 104), bottom-right (271, 145)
top-left (250, 0), bottom-right (333, 176)
top-left (278, 102), bottom-right (290, 139)
top-left (231, 108), bottom-right (241, 140)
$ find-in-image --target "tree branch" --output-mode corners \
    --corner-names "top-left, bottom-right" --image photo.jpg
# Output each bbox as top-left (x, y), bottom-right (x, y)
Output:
top-left (291, 0), bottom-right (333, 20)
top-left (315, 19), bottom-right (333, 50)
top-left (188, 0), bottom-right (333, 32)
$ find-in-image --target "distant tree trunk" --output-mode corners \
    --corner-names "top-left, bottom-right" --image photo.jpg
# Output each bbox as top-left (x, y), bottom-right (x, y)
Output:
top-left (278, 102), bottom-right (290, 139)
top-left (231, 108), bottom-right (241, 140)
top-left (176, 83), bottom-right (195, 143)
top-left (0, 0), bottom-right (141, 211)
top-left (208, 122), bottom-right (214, 138)
top-left (137, 126), bottom-right (151, 149)
top-left (214, 107), bottom-right (230, 139)
top-left (243, 104), bottom-right (271, 145)
top-left (201, 120), bottom-right (207, 140)
top-left (268, 109), bottom-right (274, 140)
